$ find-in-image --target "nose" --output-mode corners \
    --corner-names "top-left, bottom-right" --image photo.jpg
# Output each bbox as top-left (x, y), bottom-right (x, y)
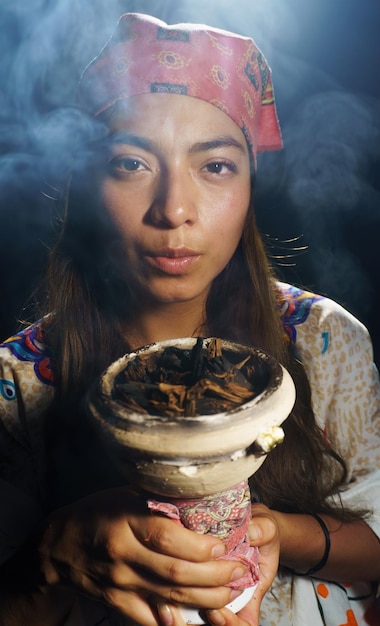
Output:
top-left (150, 166), bottom-right (198, 228)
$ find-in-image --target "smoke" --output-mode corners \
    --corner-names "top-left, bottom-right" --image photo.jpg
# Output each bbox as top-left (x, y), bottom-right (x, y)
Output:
top-left (252, 12), bottom-right (380, 332)
top-left (0, 0), bottom-right (295, 200)
top-left (264, 88), bottom-right (380, 319)
top-left (0, 0), bottom-right (379, 355)
top-left (0, 0), bottom-right (316, 192)
top-left (0, 0), bottom-right (117, 337)
top-left (284, 92), bottom-right (379, 212)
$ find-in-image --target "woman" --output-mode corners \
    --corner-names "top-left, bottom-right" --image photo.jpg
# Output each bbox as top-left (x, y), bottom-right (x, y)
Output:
top-left (0, 12), bottom-right (379, 626)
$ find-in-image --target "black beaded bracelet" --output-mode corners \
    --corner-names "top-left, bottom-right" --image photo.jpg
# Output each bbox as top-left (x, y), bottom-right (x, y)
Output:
top-left (286, 514), bottom-right (331, 577)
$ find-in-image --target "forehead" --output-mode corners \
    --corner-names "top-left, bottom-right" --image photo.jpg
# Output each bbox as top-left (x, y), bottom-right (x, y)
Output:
top-left (104, 93), bottom-right (249, 150)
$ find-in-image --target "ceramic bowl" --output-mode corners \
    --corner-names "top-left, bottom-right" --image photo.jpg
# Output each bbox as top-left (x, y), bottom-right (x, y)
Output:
top-left (87, 338), bottom-right (296, 497)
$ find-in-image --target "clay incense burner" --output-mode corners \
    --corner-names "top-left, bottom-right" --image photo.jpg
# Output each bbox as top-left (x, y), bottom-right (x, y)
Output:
top-left (87, 337), bottom-right (296, 498)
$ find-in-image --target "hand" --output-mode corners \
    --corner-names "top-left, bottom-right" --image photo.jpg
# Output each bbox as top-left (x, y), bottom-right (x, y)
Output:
top-left (38, 487), bottom-right (246, 626)
top-left (203, 503), bottom-right (280, 626)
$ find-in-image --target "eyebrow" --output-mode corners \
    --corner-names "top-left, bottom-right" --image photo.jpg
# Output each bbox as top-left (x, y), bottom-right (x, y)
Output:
top-left (189, 137), bottom-right (247, 155)
top-left (108, 132), bottom-right (247, 155)
top-left (108, 132), bottom-right (153, 152)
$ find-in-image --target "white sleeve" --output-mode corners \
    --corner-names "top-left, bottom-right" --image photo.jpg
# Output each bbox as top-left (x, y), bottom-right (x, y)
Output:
top-left (295, 297), bottom-right (380, 538)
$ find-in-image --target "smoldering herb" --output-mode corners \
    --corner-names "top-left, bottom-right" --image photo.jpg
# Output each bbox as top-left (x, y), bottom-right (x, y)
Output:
top-left (112, 338), bottom-right (269, 417)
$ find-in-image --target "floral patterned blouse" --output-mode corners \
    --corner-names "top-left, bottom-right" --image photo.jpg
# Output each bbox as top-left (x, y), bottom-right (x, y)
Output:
top-left (0, 282), bottom-right (379, 626)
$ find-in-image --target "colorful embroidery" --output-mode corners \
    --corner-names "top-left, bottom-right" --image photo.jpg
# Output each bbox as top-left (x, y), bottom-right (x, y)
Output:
top-left (321, 331), bottom-right (330, 354)
top-left (277, 284), bottom-right (323, 344)
top-left (0, 324), bottom-right (54, 385)
top-left (0, 379), bottom-right (16, 401)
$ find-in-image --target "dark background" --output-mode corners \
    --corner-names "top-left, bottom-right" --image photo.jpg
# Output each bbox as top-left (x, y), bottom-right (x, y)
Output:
top-left (1, 0), bottom-right (379, 363)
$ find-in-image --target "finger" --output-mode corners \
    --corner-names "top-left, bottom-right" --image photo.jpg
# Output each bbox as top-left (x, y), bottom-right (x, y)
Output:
top-left (157, 602), bottom-right (175, 626)
top-left (246, 508), bottom-right (280, 603)
top-left (92, 527), bottom-right (245, 589)
top-left (87, 548), bottom-right (246, 589)
top-left (129, 550), bottom-right (247, 588)
top-left (156, 602), bottom-right (191, 626)
top-left (120, 566), bottom-right (241, 610)
top-left (133, 515), bottom-right (227, 562)
top-left (165, 603), bottom-right (188, 626)
top-left (74, 546), bottom-right (246, 610)
top-left (86, 556), bottom-right (243, 611)
top-left (87, 519), bottom-right (227, 575)
top-left (248, 504), bottom-right (278, 548)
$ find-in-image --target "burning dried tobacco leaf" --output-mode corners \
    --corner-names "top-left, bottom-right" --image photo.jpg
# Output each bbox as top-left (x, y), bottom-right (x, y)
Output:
top-left (112, 338), bottom-right (269, 416)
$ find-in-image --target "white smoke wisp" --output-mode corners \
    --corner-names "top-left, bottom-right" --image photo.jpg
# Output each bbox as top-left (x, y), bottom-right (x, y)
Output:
top-left (284, 91), bottom-right (379, 214)
top-left (281, 90), bottom-right (380, 315)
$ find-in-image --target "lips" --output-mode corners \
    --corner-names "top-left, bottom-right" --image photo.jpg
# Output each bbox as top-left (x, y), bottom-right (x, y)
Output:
top-left (145, 247), bottom-right (200, 276)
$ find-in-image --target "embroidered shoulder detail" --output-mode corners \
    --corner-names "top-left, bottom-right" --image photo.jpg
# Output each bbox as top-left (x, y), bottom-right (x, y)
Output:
top-left (0, 323), bottom-right (54, 385)
top-left (276, 283), bottom-right (324, 344)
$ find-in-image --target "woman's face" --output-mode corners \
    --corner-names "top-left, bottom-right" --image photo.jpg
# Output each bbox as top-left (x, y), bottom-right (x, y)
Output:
top-left (100, 93), bottom-right (251, 310)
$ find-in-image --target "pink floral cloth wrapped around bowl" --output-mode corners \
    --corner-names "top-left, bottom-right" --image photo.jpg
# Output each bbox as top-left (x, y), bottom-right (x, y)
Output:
top-left (147, 479), bottom-right (259, 589)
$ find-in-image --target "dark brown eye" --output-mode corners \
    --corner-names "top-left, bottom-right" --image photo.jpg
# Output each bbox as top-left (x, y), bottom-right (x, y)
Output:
top-left (112, 157), bottom-right (142, 171)
top-left (207, 162), bottom-right (224, 173)
top-left (205, 161), bottom-right (236, 174)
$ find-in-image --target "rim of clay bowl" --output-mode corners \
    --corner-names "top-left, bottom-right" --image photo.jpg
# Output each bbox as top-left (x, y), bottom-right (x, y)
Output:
top-left (87, 337), bottom-right (295, 460)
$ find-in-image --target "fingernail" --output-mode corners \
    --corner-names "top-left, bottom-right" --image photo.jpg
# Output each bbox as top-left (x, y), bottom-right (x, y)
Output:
top-left (205, 609), bottom-right (226, 625)
top-left (211, 543), bottom-right (226, 558)
top-left (157, 603), bottom-right (173, 626)
top-left (230, 565), bottom-right (246, 582)
top-left (248, 523), bottom-right (262, 542)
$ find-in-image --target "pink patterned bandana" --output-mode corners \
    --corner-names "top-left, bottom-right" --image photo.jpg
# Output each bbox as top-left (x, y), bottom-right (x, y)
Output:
top-left (78, 12), bottom-right (282, 164)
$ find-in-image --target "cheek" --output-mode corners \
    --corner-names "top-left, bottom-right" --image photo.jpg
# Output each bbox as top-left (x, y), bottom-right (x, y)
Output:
top-left (100, 181), bottom-right (119, 218)
top-left (100, 183), bottom-right (140, 233)
top-left (211, 189), bottom-right (250, 240)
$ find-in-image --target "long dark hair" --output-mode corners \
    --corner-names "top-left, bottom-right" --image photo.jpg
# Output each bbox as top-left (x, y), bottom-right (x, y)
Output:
top-left (39, 144), bottom-right (364, 519)
top-left (206, 199), bottom-right (353, 517)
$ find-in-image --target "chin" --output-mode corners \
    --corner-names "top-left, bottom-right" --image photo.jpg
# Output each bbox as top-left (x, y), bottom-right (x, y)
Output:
top-left (148, 281), bottom-right (210, 306)
top-left (156, 292), bottom-right (202, 305)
